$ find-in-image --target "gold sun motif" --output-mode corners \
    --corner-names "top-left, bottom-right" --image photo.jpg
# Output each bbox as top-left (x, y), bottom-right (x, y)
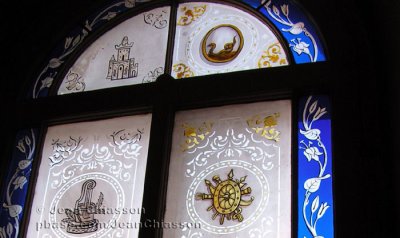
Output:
top-left (195, 169), bottom-right (254, 225)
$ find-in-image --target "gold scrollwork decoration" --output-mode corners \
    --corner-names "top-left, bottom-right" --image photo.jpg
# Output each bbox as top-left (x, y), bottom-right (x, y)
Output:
top-left (177, 5), bottom-right (207, 26)
top-left (258, 43), bottom-right (287, 68)
top-left (172, 63), bottom-right (194, 79)
top-left (181, 122), bottom-right (213, 151)
top-left (247, 113), bottom-right (281, 142)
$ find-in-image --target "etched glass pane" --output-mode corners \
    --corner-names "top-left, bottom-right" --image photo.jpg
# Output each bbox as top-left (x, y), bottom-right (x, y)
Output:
top-left (0, 129), bottom-right (38, 238)
top-left (57, 6), bottom-right (170, 95)
top-left (164, 100), bottom-right (291, 237)
top-left (26, 114), bottom-right (152, 238)
top-left (171, 2), bottom-right (288, 79)
top-left (298, 96), bottom-right (334, 238)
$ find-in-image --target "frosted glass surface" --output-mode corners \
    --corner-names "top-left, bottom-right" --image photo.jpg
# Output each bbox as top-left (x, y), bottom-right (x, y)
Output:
top-left (26, 114), bottom-right (152, 238)
top-left (58, 7), bottom-right (170, 94)
top-left (171, 2), bottom-right (288, 79)
top-left (164, 100), bottom-right (291, 237)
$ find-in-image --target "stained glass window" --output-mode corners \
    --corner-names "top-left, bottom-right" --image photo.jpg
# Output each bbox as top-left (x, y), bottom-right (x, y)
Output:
top-left (164, 100), bottom-right (292, 237)
top-left (28, 0), bottom-right (326, 98)
top-left (57, 6), bottom-right (170, 95)
top-left (1, 0), bottom-right (337, 237)
top-left (25, 114), bottom-right (151, 237)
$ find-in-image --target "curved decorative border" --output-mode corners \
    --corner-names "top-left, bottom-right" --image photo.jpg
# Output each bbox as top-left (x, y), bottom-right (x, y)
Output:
top-left (298, 96), bottom-right (334, 238)
top-left (0, 129), bottom-right (37, 238)
top-left (261, 0), bottom-right (326, 64)
top-left (30, 0), bottom-right (148, 98)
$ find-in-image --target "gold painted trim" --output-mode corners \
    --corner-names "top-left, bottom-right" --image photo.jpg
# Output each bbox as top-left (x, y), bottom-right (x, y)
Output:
top-left (247, 113), bottom-right (281, 142)
top-left (181, 122), bottom-right (213, 151)
top-left (258, 43), bottom-right (287, 68)
top-left (172, 63), bottom-right (194, 79)
top-left (177, 5), bottom-right (207, 26)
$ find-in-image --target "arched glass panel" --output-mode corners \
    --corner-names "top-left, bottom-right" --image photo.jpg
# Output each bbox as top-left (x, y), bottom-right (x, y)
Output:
top-left (171, 2), bottom-right (289, 79)
top-left (58, 6), bottom-right (170, 95)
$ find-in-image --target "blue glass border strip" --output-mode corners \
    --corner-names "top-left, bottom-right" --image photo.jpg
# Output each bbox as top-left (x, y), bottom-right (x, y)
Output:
top-left (0, 129), bottom-right (38, 238)
top-left (298, 95), bottom-right (334, 238)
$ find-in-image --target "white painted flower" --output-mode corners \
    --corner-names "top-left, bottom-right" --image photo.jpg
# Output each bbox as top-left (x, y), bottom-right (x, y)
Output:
top-left (102, 12), bottom-right (117, 20)
top-left (40, 76), bottom-right (54, 90)
top-left (125, 0), bottom-right (135, 8)
top-left (48, 58), bottom-right (63, 68)
top-left (290, 38), bottom-right (310, 55)
top-left (304, 147), bottom-right (323, 162)
top-left (13, 176), bottom-right (27, 190)
top-left (3, 204), bottom-right (23, 218)
top-left (300, 129), bottom-right (321, 140)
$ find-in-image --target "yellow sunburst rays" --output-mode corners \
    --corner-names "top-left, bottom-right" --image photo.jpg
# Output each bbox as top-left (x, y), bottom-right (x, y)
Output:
top-left (195, 169), bottom-right (254, 225)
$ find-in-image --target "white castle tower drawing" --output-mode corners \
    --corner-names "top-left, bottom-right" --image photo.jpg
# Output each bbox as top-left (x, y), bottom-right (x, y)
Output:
top-left (107, 36), bottom-right (138, 80)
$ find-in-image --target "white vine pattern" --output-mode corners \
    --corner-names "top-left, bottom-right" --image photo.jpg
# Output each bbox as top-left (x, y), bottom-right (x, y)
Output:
top-left (248, 216), bottom-right (274, 237)
top-left (49, 129), bottom-right (143, 189)
top-left (32, 0), bottom-right (137, 98)
top-left (181, 222), bottom-right (203, 238)
top-left (299, 96), bottom-right (331, 238)
top-left (185, 128), bottom-right (277, 177)
top-left (264, 0), bottom-right (318, 62)
top-left (0, 130), bottom-right (36, 238)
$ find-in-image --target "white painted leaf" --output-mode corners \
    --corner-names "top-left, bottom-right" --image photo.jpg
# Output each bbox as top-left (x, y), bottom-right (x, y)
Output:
top-left (48, 58), bottom-right (63, 68)
top-left (25, 136), bottom-right (31, 146)
top-left (6, 222), bottom-right (13, 237)
top-left (18, 160), bottom-right (32, 170)
top-left (0, 227), bottom-right (6, 238)
top-left (72, 35), bottom-right (81, 47)
top-left (102, 12), bottom-right (117, 20)
top-left (309, 101), bottom-right (318, 113)
top-left (64, 37), bottom-right (73, 49)
top-left (314, 110), bottom-right (327, 121)
top-left (304, 178), bottom-right (321, 193)
top-left (311, 196), bottom-right (320, 214)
